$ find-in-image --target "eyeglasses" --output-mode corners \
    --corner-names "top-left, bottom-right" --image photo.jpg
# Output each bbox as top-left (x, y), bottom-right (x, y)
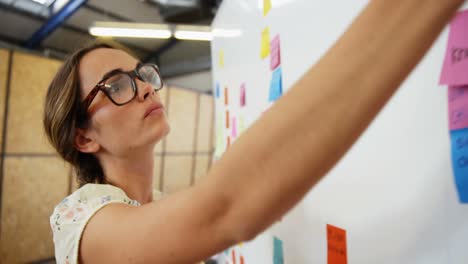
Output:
top-left (81, 63), bottom-right (164, 111)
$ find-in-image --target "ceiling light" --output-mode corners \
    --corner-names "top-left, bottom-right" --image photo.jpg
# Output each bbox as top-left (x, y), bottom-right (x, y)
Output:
top-left (174, 31), bottom-right (213, 41)
top-left (212, 28), bottom-right (242, 38)
top-left (173, 25), bottom-right (212, 41)
top-left (89, 22), bottom-right (172, 39)
top-left (31, 0), bottom-right (48, 4)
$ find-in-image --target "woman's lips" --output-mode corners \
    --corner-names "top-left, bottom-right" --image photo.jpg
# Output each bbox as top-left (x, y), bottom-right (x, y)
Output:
top-left (144, 103), bottom-right (164, 118)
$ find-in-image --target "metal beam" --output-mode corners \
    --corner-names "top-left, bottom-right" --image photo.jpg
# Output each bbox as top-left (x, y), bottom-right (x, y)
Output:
top-left (83, 3), bottom-right (133, 22)
top-left (25, 0), bottom-right (87, 49)
top-left (0, 2), bottom-right (153, 54)
top-left (144, 37), bottom-right (179, 64)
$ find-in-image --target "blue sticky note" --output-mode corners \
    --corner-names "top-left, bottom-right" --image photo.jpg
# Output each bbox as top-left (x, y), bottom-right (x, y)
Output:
top-left (273, 236), bottom-right (284, 264)
top-left (269, 67), bottom-right (283, 102)
top-left (216, 82), bottom-right (220, 98)
top-left (450, 128), bottom-right (468, 203)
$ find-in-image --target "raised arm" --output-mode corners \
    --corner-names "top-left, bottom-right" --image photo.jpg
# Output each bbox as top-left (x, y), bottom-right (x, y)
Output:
top-left (80, 1), bottom-right (464, 263)
top-left (212, 0), bottom-right (464, 240)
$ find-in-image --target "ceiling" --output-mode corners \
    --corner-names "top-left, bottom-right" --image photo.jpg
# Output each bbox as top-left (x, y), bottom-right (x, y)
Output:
top-left (0, 0), bottom-right (221, 78)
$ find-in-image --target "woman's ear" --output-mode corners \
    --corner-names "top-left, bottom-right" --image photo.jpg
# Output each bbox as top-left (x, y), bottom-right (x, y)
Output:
top-left (74, 128), bottom-right (100, 153)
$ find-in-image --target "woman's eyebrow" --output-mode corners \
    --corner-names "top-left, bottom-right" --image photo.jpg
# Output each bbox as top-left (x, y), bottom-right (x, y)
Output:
top-left (101, 68), bottom-right (124, 79)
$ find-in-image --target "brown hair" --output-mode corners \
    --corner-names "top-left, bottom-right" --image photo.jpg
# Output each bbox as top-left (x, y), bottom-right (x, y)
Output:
top-left (43, 43), bottom-right (115, 185)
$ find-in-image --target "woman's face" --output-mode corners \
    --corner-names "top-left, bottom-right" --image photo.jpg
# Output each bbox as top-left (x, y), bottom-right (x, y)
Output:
top-left (78, 48), bottom-right (170, 157)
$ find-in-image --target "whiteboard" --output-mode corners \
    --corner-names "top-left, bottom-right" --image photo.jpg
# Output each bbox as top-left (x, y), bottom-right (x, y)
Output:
top-left (210, 1), bottom-right (468, 263)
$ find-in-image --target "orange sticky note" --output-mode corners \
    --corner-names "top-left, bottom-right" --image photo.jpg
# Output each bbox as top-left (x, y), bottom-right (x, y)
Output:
top-left (224, 87), bottom-right (229, 105)
top-left (327, 224), bottom-right (347, 264)
top-left (260, 27), bottom-right (271, 59)
top-left (232, 249), bottom-right (237, 264)
top-left (263, 0), bottom-right (272, 16)
top-left (226, 111), bottom-right (230, 128)
top-left (240, 255), bottom-right (245, 264)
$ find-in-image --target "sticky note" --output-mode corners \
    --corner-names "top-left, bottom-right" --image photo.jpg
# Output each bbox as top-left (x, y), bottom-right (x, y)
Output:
top-left (263, 0), bottom-right (272, 16)
top-left (270, 34), bottom-right (281, 70)
top-left (440, 10), bottom-right (468, 85)
top-left (261, 27), bottom-right (271, 59)
top-left (448, 85), bottom-right (468, 130)
top-left (240, 255), bottom-right (245, 264)
top-left (232, 249), bottom-right (237, 264)
top-left (239, 116), bottom-right (246, 134)
top-left (219, 49), bottom-right (224, 67)
top-left (450, 128), bottom-right (468, 202)
top-left (215, 82), bottom-right (220, 98)
top-left (226, 110), bottom-right (230, 128)
top-left (232, 117), bottom-right (237, 138)
top-left (273, 236), bottom-right (284, 264)
top-left (225, 86), bottom-right (229, 105)
top-left (227, 136), bottom-right (231, 148)
top-left (327, 224), bottom-right (347, 264)
top-left (240, 83), bottom-right (246, 107)
top-left (269, 67), bottom-right (283, 102)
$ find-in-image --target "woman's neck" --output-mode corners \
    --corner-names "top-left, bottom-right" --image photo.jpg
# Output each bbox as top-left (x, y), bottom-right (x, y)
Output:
top-left (99, 149), bottom-right (155, 205)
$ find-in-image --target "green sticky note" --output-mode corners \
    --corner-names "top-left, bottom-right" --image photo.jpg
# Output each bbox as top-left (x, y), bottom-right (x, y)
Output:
top-left (273, 236), bottom-right (284, 264)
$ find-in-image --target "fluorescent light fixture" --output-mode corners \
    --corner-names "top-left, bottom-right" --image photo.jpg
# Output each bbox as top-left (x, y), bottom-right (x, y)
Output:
top-left (89, 22), bottom-right (240, 41)
top-left (152, 0), bottom-right (197, 8)
top-left (212, 28), bottom-right (242, 38)
top-left (31, 0), bottom-right (48, 4)
top-left (89, 22), bottom-right (172, 39)
top-left (174, 25), bottom-right (213, 41)
top-left (174, 31), bottom-right (213, 41)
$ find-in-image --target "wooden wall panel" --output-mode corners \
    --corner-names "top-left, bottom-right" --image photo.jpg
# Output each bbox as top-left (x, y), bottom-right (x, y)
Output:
top-left (164, 88), bottom-right (197, 152)
top-left (162, 155), bottom-right (192, 194)
top-left (0, 157), bottom-right (69, 263)
top-left (194, 155), bottom-right (211, 183)
top-left (6, 52), bottom-right (61, 154)
top-left (153, 155), bottom-right (163, 192)
top-left (0, 49), bottom-right (9, 150)
top-left (196, 94), bottom-right (214, 153)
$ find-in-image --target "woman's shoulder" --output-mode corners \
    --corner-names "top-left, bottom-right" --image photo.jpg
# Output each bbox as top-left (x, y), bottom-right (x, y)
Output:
top-left (50, 183), bottom-right (141, 263)
top-left (50, 184), bottom-right (141, 234)
top-left (54, 183), bottom-right (140, 212)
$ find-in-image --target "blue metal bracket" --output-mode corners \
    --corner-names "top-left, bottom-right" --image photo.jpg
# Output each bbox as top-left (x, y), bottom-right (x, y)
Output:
top-left (25, 0), bottom-right (87, 49)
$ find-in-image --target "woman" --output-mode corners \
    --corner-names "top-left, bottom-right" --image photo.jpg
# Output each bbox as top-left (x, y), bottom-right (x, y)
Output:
top-left (44, 0), bottom-right (464, 263)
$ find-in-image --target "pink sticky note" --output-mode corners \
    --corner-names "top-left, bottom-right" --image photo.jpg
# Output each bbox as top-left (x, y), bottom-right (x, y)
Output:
top-left (440, 10), bottom-right (468, 85)
top-left (449, 85), bottom-right (468, 130)
top-left (270, 34), bottom-right (281, 70)
top-left (240, 83), bottom-right (246, 107)
top-left (231, 117), bottom-right (237, 138)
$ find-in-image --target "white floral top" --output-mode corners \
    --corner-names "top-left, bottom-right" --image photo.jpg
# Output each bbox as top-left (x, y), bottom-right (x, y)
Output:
top-left (50, 183), bottom-right (162, 264)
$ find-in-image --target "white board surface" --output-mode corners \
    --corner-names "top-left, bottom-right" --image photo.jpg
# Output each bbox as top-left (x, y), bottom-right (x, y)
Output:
top-left (210, 1), bottom-right (468, 263)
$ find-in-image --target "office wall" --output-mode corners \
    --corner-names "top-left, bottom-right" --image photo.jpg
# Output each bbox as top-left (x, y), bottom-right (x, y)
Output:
top-left (0, 50), bottom-right (69, 263)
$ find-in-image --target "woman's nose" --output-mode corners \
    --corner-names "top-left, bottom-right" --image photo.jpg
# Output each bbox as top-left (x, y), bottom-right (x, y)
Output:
top-left (136, 79), bottom-right (155, 101)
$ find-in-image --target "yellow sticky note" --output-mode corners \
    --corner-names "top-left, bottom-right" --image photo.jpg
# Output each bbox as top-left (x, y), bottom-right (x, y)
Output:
top-left (263, 0), bottom-right (272, 16)
top-left (260, 27), bottom-right (271, 59)
top-left (219, 49), bottom-right (224, 67)
top-left (239, 116), bottom-right (246, 134)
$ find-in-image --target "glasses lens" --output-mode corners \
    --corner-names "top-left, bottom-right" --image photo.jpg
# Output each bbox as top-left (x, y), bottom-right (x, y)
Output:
top-left (138, 65), bottom-right (162, 90)
top-left (103, 73), bottom-right (134, 104)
